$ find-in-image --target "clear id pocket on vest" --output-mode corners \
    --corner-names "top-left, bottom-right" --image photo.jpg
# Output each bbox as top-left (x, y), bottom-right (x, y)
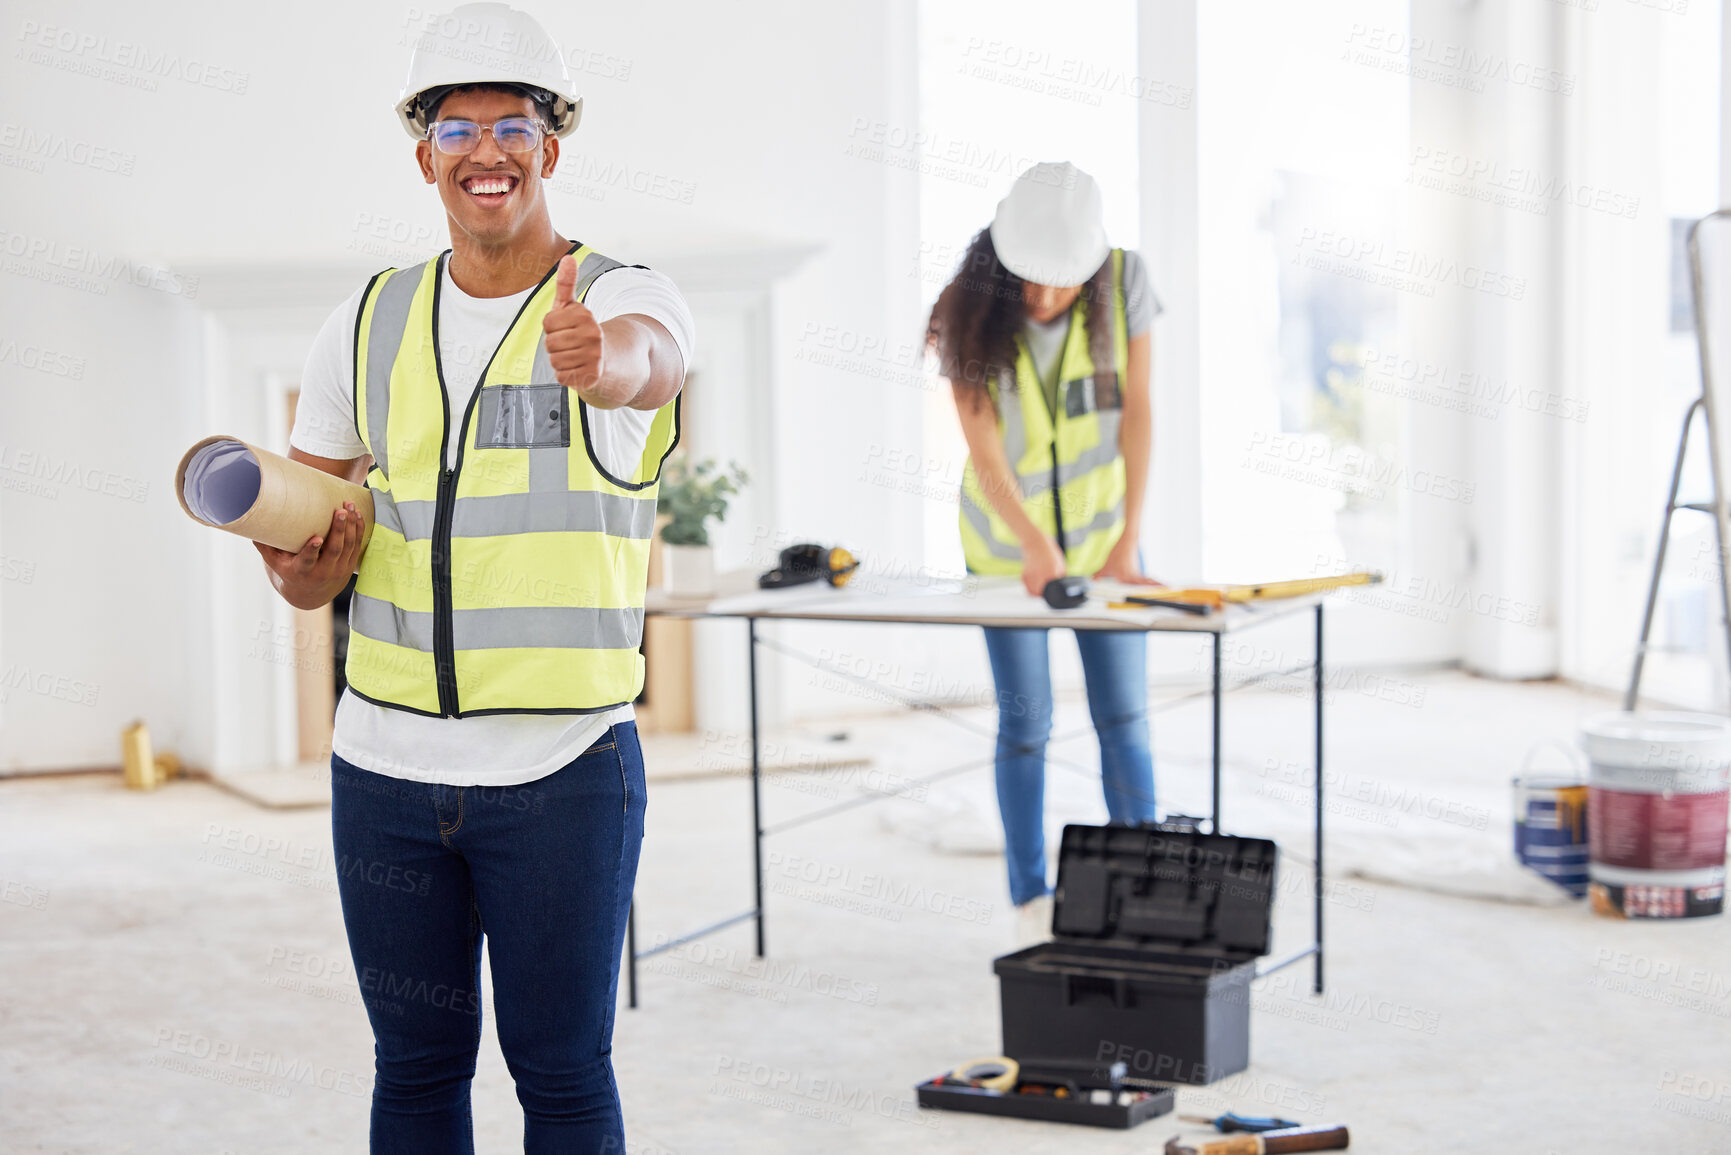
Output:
top-left (474, 384), bottom-right (571, 450)
top-left (1062, 372), bottom-right (1121, 418)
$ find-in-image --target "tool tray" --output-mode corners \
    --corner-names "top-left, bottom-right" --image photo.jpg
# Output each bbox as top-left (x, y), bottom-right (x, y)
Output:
top-left (995, 823), bottom-right (1279, 1085)
top-left (916, 1057), bottom-right (1175, 1129)
top-left (915, 1076), bottom-right (1175, 1129)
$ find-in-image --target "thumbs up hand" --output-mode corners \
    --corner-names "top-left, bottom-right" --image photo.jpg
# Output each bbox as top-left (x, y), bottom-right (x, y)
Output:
top-left (542, 254), bottom-right (606, 394)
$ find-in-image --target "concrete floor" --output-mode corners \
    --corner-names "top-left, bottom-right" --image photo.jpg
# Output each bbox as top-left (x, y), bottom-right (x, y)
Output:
top-left (4, 668), bottom-right (1730, 1154)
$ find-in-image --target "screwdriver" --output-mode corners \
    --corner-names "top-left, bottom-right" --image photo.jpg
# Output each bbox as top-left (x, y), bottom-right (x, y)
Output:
top-left (1178, 1112), bottom-right (1303, 1133)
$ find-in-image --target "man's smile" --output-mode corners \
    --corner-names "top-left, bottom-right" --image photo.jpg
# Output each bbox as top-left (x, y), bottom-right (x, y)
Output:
top-left (459, 171), bottom-right (519, 205)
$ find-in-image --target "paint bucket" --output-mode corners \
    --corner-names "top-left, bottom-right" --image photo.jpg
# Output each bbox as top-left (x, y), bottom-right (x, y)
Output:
top-left (1512, 743), bottom-right (1589, 896)
top-left (1580, 711), bottom-right (1731, 919)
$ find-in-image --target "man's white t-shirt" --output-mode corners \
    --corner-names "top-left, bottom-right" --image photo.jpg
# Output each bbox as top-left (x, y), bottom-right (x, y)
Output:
top-left (290, 257), bottom-right (694, 788)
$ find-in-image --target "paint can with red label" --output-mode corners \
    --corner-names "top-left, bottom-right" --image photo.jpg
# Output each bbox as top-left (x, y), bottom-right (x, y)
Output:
top-left (1581, 711), bottom-right (1731, 919)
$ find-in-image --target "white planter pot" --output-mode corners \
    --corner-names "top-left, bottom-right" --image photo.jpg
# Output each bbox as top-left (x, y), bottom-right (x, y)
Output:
top-left (661, 543), bottom-right (715, 596)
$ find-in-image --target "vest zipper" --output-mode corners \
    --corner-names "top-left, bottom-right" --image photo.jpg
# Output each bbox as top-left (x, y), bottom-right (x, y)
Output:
top-left (1036, 313), bottom-right (1075, 563)
top-left (1050, 444), bottom-right (1066, 558)
top-left (431, 466), bottom-right (459, 717)
top-left (428, 252), bottom-right (460, 718)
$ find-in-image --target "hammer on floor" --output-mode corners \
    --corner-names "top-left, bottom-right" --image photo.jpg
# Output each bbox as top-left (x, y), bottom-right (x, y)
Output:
top-left (1164, 1124), bottom-right (1350, 1155)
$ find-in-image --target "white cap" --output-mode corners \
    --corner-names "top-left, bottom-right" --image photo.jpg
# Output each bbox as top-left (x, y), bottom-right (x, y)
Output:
top-left (988, 161), bottom-right (1110, 287)
top-left (395, 2), bottom-right (583, 140)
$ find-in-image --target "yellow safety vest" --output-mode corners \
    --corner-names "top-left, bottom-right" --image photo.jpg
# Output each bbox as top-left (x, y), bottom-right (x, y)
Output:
top-left (959, 248), bottom-right (1129, 576)
top-left (346, 243), bottom-right (680, 717)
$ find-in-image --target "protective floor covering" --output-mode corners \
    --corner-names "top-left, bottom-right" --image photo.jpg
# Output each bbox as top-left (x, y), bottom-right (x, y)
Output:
top-left (2, 669), bottom-right (1728, 1153)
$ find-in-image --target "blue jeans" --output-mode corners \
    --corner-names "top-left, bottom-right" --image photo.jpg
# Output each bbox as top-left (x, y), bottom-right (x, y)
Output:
top-left (983, 628), bottom-right (1157, 906)
top-left (330, 721), bottom-right (646, 1154)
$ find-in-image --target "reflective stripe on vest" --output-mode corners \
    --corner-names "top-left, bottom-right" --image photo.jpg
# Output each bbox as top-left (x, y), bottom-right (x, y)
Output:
top-left (959, 248), bottom-right (1130, 576)
top-left (347, 243), bottom-right (681, 717)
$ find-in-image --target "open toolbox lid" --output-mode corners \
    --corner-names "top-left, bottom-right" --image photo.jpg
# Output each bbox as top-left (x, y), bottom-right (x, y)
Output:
top-left (1049, 823), bottom-right (1279, 961)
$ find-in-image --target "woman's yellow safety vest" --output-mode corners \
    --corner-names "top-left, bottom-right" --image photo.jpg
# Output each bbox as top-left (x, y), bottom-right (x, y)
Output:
top-left (346, 243), bottom-right (679, 717)
top-left (959, 248), bottom-right (1129, 576)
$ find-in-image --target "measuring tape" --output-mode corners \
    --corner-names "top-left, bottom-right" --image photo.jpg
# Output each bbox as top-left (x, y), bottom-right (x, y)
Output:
top-left (948, 1056), bottom-right (1019, 1092)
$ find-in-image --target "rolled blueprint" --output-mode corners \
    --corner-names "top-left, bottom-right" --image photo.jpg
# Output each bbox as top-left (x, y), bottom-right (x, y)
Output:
top-left (175, 435), bottom-right (374, 554)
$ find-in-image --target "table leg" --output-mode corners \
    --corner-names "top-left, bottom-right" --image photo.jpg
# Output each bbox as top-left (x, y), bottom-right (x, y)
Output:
top-left (1211, 630), bottom-right (1223, 834)
top-left (749, 617), bottom-right (765, 958)
top-left (626, 899), bottom-right (638, 1009)
top-left (1314, 602), bottom-right (1325, 995)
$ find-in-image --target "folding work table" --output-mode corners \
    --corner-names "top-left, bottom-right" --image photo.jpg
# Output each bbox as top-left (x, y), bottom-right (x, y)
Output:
top-left (628, 575), bottom-right (1330, 1006)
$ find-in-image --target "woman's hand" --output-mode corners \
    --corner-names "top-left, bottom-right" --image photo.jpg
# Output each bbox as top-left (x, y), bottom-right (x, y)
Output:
top-left (1018, 532), bottom-right (1068, 597)
top-left (1093, 536), bottom-right (1163, 586)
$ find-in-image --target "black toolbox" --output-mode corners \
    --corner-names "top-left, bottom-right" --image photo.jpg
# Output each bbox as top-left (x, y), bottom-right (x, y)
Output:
top-left (994, 823), bottom-right (1279, 1086)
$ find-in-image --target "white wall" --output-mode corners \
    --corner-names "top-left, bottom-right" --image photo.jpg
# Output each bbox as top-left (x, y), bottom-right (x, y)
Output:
top-left (0, 0), bottom-right (924, 771)
top-left (1139, 0), bottom-right (1202, 587)
top-left (1553, 0), bottom-right (1717, 700)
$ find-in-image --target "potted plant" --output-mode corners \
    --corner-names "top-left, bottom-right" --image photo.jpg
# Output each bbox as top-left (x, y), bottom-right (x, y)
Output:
top-left (656, 456), bottom-right (748, 595)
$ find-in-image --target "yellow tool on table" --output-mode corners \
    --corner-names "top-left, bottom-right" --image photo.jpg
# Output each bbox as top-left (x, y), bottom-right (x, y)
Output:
top-left (1108, 571), bottom-right (1382, 613)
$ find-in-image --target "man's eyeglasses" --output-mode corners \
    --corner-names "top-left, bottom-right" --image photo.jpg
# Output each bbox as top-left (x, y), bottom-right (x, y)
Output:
top-left (426, 117), bottom-right (546, 156)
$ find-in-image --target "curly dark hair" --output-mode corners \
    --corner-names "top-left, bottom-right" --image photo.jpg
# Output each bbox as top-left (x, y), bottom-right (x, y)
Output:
top-left (926, 227), bottom-right (1115, 414)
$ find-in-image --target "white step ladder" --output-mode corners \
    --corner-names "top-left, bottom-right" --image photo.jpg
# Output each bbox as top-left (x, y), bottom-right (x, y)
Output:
top-left (1627, 209), bottom-right (1731, 711)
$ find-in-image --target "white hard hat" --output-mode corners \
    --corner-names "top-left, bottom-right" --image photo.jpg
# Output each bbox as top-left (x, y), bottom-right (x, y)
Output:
top-left (988, 161), bottom-right (1110, 287)
top-left (394, 2), bottom-right (583, 140)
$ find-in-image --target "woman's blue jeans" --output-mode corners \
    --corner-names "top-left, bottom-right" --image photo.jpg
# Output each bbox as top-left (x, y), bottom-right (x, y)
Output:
top-left (982, 628), bottom-right (1158, 906)
top-left (330, 721), bottom-right (646, 1154)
